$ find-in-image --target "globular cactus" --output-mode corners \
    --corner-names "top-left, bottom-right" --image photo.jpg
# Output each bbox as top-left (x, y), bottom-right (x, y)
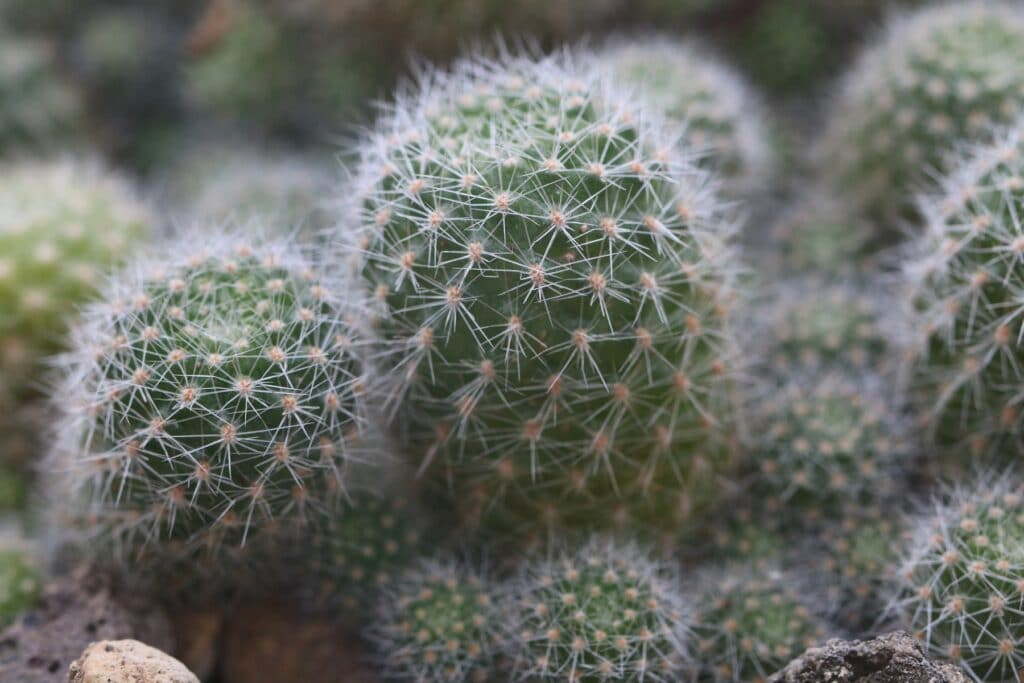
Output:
top-left (890, 475), bottom-right (1024, 680)
top-left (510, 538), bottom-right (690, 682)
top-left (369, 557), bottom-right (506, 683)
top-left (601, 38), bottom-right (774, 193)
top-left (901, 121), bottom-right (1024, 462)
top-left (0, 31), bottom-right (79, 153)
top-left (0, 159), bottom-right (151, 403)
top-left (761, 278), bottom-right (889, 377)
top-left (0, 541), bottom-right (39, 628)
top-left (346, 50), bottom-right (741, 545)
top-left (771, 193), bottom-right (881, 274)
top-left (50, 229), bottom-right (375, 565)
top-left (690, 568), bottom-right (826, 683)
top-left (748, 374), bottom-right (907, 519)
top-left (708, 506), bottom-right (786, 569)
top-left (820, 1), bottom-right (1024, 223)
top-left (302, 493), bottom-right (421, 619)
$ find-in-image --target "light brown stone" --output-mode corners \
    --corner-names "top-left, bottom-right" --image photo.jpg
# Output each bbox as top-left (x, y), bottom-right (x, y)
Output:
top-left (68, 640), bottom-right (198, 683)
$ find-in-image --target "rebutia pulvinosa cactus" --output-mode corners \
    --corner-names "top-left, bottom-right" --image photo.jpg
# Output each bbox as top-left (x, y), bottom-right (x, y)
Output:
top-left (601, 37), bottom-right (773, 193)
top-left (902, 121), bottom-right (1024, 462)
top-left (369, 557), bottom-right (505, 683)
top-left (820, 1), bottom-right (1024, 223)
top-left (509, 538), bottom-right (690, 682)
top-left (890, 475), bottom-right (1024, 681)
top-left (0, 31), bottom-right (79, 153)
top-left (690, 568), bottom-right (825, 683)
top-left (50, 229), bottom-right (375, 565)
top-left (0, 159), bottom-right (151, 404)
top-left (346, 49), bottom-right (741, 545)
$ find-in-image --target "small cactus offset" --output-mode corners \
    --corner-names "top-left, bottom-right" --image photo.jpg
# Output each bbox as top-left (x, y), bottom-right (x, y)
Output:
top-left (902, 121), bottom-right (1024, 462)
top-left (347, 49), bottom-right (741, 544)
top-left (302, 493), bottom-right (421, 618)
top-left (748, 374), bottom-right (907, 519)
top-left (509, 538), bottom-right (690, 682)
top-left (50, 229), bottom-right (375, 564)
top-left (0, 31), bottom-right (79, 153)
top-left (890, 475), bottom-right (1024, 680)
top-left (601, 37), bottom-right (774, 193)
top-left (369, 557), bottom-right (506, 683)
top-left (690, 568), bottom-right (825, 683)
top-left (0, 159), bottom-right (151, 403)
top-left (820, 1), bottom-right (1024, 223)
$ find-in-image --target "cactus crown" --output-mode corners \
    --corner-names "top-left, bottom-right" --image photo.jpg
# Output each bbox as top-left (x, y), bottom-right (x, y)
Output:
top-left (903, 120), bottom-right (1024, 461)
top-left (347, 49), bottom-right (740, 542)
top-left (370, 557), bottom-right (505, 683)
top-left (821, 1), bottom-right (1024, 220)
top-left (51, 229), bottom-right (373, 562)
top-left (510, 538), bottom-right (690, 682)
top-left (892, 475), bottom-right (1024, 680)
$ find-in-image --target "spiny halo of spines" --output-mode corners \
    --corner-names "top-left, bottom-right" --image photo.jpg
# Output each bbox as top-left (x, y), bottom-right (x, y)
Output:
top-left (51, 228), bottom-right (374, 562)
top-left (347, 49), bottom-right (741, 543)
top-left (0, 158), bottom-right (151, 401)
top-left (890, 474), bottom-right (1024, 680)
top-left (600, 37), bottom-right (774, 194)
top-left (510, 537), bottom-right (690, 682)
top-left (690, 567), bottom-right (825, 683)
top-left (370, 557), bottom-right (506, 683)
top-left (820, 1), bottom-right (1024, 222)
top-left (902, 120), bottom-right (1024, 462)
top-left (749, 373), bottom-right (908, 516)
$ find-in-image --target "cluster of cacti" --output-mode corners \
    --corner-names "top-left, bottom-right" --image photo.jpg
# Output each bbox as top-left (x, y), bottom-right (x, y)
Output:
top-left (49, 230), bottom-right (374, 564)
top-left (347, 49), bottom-right (741, 545)
top-left (820, 1), bottom-right (1024, 223)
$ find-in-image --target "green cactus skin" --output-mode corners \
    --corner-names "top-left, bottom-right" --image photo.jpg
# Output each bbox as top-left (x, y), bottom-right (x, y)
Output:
top-left (820, 1), bottom-right (1024, 223)
top-left (771, 194), bottom-right (881, 275)
top-left (369, 557), bottom-right (506, 683)
top-left (0, 32), bottom-right (79, 153)
top-left (902, 122), bottom-right (1024, 462)
top-left (601, 38), bottom-right (774, 193)
top-left (707, 506), bottom-right (786, 569)
top-left (749, 374), bottom-right (907, 519)
top-left (301, 493), bottom-right (421, 619)
top-left (510, 538), bottom-right (690, 682)
top-left (51, 230), bottom-right (374, 565)
top-left (347, 51), bottom-right (741, 545)
top-left (0, 545), bottom-right (39, 628)
top-left (690, 568), bottom-right (826, 683)
top-left (891, 476), bottom-right (1024, 680)
top-left (0, 159), bottom-right (151, 403)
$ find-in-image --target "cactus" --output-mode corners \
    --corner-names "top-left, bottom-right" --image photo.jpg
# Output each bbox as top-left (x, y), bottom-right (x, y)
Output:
top-left (301, 492), bottom-right (421, 618)
top-left (747, 373), bottom-right (907, 519)
top-left (771, 193), bottom-right (880, 274)
top-left (509, 538), bottom-right (690, 682)
top-left (690, 568), bottom-right (826, 683)
top-left (0, 30), bottom-right (79, 153)
top-left (50, 229), bottom-right (374, 564)
top-left (890, 475), bottom-right (1024, 680)
top-left (902, 121), bottom-right (1024, 462)
top-left (369, 557), bottom-right (505, 683)
top-left (0, 159), bottom-right (151, 403)
top-left (0, 542), bottom-right (39, 628)
top-left (820, 1), bottom-right (1024, 223)
top-left (346, 50), bottom-right (741, 544)
top-left (708, 505), bottom-right (786, 569)
top-left (601, 38), bottom-right (774, 193)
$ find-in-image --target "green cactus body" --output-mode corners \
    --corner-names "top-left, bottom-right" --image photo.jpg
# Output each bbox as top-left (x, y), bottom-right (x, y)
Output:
top-left (893, 478), bottom-right (1024, 680)
top-left (0, 32), bottom-right (79, 152)
top-left (821, 1), bottom-right (1024, 223)
top-left (0, 160), bottom-right (150, 402)
top-left (511, 539), bottom-right (689, 682)
top-left (751, 375), bottom-right (906, 518)
top-left (709, 507), bottom-right (786, 569)
top-left (52, 231), bottom-right (373, 563)
top-left (691, 569), bottom-right (825, 683)
top-left (303, 493), bottom-right (421, 617)
top-left (602, 39), bottom-right (773, 192)
top-left (0, 545), bottom-right (39, 627)
top-left (370, 558), bottom-right (504, 683)
top-left (772, 195), bottom-right (879, 274)
top-left (348, 52), bottom-right (740, 544)
top-left (903, 123), bottom-right (1024, 461)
